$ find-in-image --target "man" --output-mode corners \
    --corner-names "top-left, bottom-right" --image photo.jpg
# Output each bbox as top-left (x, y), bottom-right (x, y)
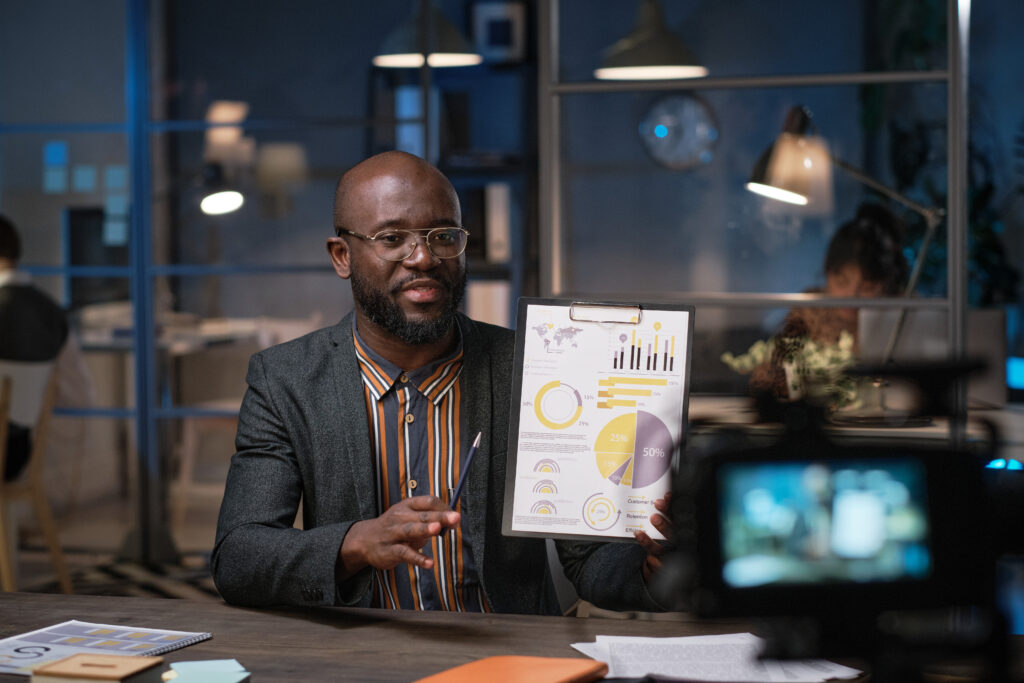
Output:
top-left (212, 151), bottom-right (668, 613)
top-left (0, 215), bottom-right (69, 481)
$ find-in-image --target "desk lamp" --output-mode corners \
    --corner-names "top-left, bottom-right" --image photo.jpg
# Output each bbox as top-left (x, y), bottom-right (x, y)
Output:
top-left (747, 105), bottom-right (945, 363)
top-left (373, 0), bottom-right (482, 68)
top-left (594, 0), bottom-right (707, 80)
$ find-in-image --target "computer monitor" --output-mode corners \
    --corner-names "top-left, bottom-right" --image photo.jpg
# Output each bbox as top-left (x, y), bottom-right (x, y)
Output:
top-left (857, 309), bottom-right (1006, 408)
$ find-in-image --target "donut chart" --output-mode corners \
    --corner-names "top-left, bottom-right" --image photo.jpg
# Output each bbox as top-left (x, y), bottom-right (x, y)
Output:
top-left (534, 380), bottom-right (583, 430)
top-left (583, 493), bottom-right (619, 531)
top-left (594, 411), bottom-right (672, 488)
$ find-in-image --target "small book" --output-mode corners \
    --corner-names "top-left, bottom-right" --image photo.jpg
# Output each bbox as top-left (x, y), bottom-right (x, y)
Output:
top-left (31, 654), bottom-right (163, 683)
top-left (0, 621), bottom-right (211, 677)
top-left (413, 655), bottom-right (608, 683)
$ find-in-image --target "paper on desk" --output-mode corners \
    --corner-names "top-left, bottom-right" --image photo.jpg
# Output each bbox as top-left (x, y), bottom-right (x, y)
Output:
top-left (571, 633), bottom-right (861, 682)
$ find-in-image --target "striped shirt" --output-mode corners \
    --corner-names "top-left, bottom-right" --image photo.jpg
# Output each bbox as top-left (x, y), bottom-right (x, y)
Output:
top-left (352, 323), bottom-right (490, 612)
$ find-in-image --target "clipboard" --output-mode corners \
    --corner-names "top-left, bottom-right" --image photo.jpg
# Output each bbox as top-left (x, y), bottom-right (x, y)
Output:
top-left (501, 297), bottom-right (695, 543)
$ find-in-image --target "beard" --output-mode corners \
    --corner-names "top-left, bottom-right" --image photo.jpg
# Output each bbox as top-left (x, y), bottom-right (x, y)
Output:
top-left (350, 266), bottom-right (466, 345)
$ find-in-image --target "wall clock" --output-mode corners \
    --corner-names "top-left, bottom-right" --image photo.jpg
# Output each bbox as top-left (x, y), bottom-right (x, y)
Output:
top-left (638, 94), bottom-right (718, 170)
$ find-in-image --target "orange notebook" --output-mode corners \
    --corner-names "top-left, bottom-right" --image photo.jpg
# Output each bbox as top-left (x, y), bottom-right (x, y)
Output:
top-left (414, 655), bottom-right (608, 683)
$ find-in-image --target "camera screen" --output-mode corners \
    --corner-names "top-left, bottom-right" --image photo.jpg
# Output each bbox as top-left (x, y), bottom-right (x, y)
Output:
top-left (717, 458), bottom-right (932, 588)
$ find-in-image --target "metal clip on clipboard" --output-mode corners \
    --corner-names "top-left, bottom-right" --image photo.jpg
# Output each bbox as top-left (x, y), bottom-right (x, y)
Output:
top-left (568, 302), bottom-right (643, 325)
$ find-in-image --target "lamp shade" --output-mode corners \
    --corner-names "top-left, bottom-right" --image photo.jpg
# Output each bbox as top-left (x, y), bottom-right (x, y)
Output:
top-left (199, 162), bottom-right (244, 216)
top-left (746, 106), bottom-right (834, 213)
top-left (594, 0), bottom-right (707, 80)
top-left (373, 0), bottom-right (482, 68)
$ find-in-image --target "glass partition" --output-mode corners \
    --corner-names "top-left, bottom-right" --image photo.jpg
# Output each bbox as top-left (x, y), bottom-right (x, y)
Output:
top-left (556, 82), bottom-right (948, 297)
top-left (555, 0), bottom-right (948, 83)
top-left (154, 0), bottom-right (429, 122)
top-left (0, 2), bottom-right (126, 125)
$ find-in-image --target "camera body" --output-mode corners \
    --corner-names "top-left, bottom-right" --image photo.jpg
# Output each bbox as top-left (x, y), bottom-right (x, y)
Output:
top-left (660, 393), bottom-right (1010, 671)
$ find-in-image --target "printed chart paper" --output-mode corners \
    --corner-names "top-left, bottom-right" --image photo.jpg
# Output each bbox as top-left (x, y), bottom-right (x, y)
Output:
top-left (503, 299), bottom-right (693, 541)
top-left (0, 620), bottom-right (211, 676)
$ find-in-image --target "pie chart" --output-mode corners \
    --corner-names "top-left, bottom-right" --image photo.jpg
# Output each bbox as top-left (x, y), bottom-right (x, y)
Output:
top-left (594, 411), bottom-right (672, 489)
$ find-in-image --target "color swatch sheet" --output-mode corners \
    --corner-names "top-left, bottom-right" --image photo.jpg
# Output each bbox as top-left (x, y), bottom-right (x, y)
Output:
top-left (507, 302), bottom-right (692, 540)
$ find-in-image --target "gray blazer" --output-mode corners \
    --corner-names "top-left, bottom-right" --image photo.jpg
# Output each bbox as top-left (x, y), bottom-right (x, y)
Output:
top-left (212, 312), bottom-right (661, 614)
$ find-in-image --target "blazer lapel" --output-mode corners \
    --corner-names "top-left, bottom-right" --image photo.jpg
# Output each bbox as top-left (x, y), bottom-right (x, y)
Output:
top-left (327, 315), bottom-right (378, 520)
top-left (458, 316), bottom-right (492, 578)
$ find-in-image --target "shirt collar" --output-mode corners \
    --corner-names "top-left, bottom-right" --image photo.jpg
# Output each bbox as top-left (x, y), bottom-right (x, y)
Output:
top-left (351, 318), bottom-right (464, 405)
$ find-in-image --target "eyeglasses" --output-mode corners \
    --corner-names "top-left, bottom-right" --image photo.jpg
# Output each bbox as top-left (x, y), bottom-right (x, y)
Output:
top-left (335, 226), bottom-right (469, 261)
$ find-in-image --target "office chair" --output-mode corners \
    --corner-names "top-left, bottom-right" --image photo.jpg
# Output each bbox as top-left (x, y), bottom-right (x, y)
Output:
top-left (0, 361), bottom-right (74, 593)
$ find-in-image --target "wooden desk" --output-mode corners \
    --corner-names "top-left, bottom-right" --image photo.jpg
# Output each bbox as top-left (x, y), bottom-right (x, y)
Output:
top-left (0, 593), bottom-right (748, 682)
top-left (5, 593), bottom-right (1022, 681)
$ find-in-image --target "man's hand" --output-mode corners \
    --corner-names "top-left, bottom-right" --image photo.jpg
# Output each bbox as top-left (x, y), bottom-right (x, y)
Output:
top-left (337, 495), bottom-right (459, 581)
top-left (634, 492), bottom-right (672, 584)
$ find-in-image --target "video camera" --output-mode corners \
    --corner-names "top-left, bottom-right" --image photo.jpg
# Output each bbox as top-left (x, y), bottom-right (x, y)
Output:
top-left (663, 362), bottom-right (1020, 680)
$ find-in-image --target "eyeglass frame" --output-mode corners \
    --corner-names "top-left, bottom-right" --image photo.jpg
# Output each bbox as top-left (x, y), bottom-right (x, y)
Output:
top-left (334, 226), bottom-right (470, 261)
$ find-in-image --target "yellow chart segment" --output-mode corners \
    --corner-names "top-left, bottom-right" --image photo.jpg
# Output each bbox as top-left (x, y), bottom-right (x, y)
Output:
top-left (599, 377), bottom-right (669, 386)
top-left (596, 377), bottom-right (668, 409)
top-left (594, 413), bottom-right (637, 487)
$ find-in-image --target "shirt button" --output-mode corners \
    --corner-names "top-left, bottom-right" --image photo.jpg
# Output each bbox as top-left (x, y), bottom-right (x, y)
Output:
top-left (409, 479), bottom-right (417, 490)
top-left (405, 414), bottom-right (415, 423)
top-left (399, 373), bottom-right (409, 383)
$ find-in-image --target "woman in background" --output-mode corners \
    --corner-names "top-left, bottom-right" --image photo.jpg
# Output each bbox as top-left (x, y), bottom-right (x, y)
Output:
top-left (750, 203), bottom-right (909, 399)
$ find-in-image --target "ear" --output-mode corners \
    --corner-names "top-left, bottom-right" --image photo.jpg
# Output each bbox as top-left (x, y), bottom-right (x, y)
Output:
top-left (326, 237), bottom-right (352, 279)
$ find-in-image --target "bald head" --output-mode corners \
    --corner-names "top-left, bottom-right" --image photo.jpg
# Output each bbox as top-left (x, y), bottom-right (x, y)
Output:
top-left (333, 151), bottom-right (460, 233)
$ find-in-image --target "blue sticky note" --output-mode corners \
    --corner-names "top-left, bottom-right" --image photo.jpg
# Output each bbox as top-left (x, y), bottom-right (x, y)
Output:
top-left (171, 660), bottom-right (246, 673)
top-left (168, 673), bottom-right (249, 683)
top-left (104, 164), bottom-right (128, 190)
top-left (44, 140), bottom-right (69, 166)
top-left (43, 167), bottom-right (67, 193)
top-left (73, 165), bottom-right (97, 192)
top-left (102, 218), bottom-right (128, 246)
top-left (105, 192), bottom-right (129, 219)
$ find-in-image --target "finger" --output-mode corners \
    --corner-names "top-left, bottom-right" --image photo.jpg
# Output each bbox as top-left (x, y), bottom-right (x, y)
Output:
top-left (654, 497), bottom-right (670, 513)
top-left (389, 543), bottom-right (434, 570)
top-left (634, 530), bottom-right (660, 553)
top-left (650, 513), bottom-right (674, 543)
top-left (400, 520), bottom-right (444, 542)
top-left (409, 510), bottom-right (461, 533)
top-left (405, 494), bottom-right (449, 511)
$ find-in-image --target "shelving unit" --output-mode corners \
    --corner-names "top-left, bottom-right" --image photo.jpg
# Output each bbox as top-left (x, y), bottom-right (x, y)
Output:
top-left (368, 1), bottom-right (539, 326)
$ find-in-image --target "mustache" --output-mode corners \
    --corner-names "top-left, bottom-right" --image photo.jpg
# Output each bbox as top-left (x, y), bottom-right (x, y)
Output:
top-left (390, 272), bottom-right (451, 294)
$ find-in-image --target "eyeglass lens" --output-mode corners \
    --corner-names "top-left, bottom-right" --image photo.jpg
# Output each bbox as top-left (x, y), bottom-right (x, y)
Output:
top-left (373, 228), bottom-right (467, 260)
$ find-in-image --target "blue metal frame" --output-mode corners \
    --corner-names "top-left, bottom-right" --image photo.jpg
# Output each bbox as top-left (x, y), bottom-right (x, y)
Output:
top-left (0, 123), bottom-right (128, 134)
top-left (125, 0), bottom-right (168, 563)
